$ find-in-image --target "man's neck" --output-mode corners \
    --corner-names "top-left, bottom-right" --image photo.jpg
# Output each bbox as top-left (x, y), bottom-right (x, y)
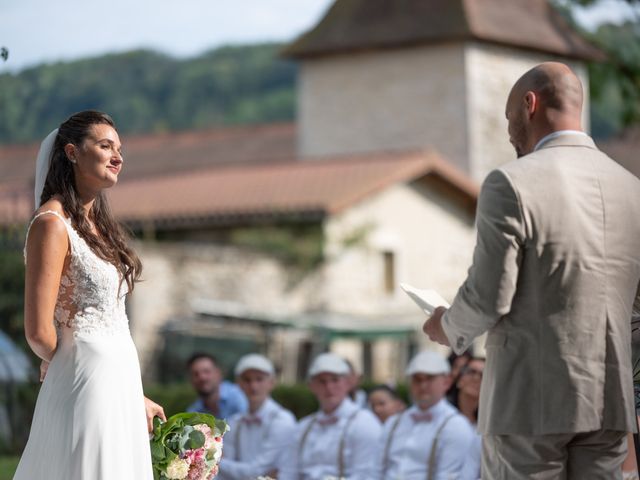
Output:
top-left (249, 398), bottom-right (268, 414)
top-left (416, 397), bottom-right (440, 412)
top-left (321, 398), bottom-right (345, 415)
top-left (202, 387), bottom-right (221, 414)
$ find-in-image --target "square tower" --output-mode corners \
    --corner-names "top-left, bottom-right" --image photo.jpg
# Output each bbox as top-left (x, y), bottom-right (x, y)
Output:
top-left (285, 0), bottom-right (602, 182)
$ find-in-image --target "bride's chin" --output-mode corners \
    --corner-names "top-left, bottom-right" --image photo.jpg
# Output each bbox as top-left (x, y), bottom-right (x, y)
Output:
top-left (102, 175), bottom-right (118, 188)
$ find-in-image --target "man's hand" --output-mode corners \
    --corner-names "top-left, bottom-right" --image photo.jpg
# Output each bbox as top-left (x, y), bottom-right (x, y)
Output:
top-left (144, 396), bottom-right (166, 433)
top-left (422, 306), bottom-right (451, 346)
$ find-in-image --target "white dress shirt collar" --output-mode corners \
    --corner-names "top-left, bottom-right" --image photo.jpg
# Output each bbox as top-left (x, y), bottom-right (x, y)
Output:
top-left (408, 397), bottom-right (448, 416)
top-left (318, 397), bottom-right (357, 421)
top-left (534, 130), bottom-right (588, 152)
top-left (249, 396), bottom-right (276, 420)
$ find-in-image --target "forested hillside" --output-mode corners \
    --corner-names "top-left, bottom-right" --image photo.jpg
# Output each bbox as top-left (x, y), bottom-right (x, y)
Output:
top-left (0, 43), bottom-right (296, 144)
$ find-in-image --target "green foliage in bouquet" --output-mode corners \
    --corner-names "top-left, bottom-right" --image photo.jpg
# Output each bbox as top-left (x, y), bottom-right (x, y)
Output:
top-left (150, 412), bottom-right (228, 480)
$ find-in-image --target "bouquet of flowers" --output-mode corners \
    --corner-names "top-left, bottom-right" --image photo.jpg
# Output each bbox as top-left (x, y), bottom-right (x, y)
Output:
top-left (150, 412), bottom-right (229, 480)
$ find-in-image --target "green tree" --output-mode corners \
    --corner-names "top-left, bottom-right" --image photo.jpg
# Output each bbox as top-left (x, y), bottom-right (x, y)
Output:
top-left (555, 0), bottom-right (640, 136)
top-left (0, 43), bottom-right (296, 144)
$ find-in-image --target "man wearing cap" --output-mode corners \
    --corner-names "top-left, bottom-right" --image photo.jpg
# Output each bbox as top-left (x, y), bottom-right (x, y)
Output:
top-left (218, 354), bottom-right (297, 480)
top-left (376, 350), bottom-right (476, 480)
top-left (279, 352), bottom-right (382, 480)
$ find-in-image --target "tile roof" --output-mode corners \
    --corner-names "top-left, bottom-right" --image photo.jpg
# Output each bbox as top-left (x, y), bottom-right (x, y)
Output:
top-left (106, 150), bottom-right (478, 228)
top-left (0, 122), bottom-right (296, 186)
top-left (284, 0), bottom-right (604, 61)
top-left (0, 124), bottom-right (478, 227)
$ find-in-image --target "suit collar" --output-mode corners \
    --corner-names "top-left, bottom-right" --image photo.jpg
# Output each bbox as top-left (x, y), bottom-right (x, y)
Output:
top-left (535, 131), bottom-right (597, 151)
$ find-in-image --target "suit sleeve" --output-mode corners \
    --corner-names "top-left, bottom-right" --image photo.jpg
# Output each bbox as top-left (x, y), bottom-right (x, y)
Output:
top-left (631, 282), bottom-right (640, 394)
top-left (442, 169), bottom-right (527, 353)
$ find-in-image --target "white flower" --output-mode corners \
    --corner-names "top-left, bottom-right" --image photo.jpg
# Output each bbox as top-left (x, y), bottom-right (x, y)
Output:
top-left (209, 436), bottom-right (224, 463)
top-left (165, 457), bottom-right (190, 479)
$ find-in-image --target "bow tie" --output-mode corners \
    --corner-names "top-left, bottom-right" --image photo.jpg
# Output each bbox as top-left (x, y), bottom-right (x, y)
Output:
top-left (411, 411), bottom-right (433, 423)
top-left (317, 415), bottom-right (339, 426)
top-left (242, 415), bottom-right (262, 426)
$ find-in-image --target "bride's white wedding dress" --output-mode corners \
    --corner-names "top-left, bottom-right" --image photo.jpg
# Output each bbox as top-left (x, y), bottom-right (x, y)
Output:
top-left (14, 210), bottom-right (153, 479)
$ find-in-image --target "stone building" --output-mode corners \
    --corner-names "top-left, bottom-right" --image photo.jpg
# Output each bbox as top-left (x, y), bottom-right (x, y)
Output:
top-left (0, 0), bottom-right (607, 383)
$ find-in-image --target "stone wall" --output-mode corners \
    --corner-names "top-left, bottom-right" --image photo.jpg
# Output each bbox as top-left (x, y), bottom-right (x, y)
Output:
top-left (297, 41), bottom-right (590, 184)
top-left (297, 43), bottom-right (470, 173)
top-left (127, 241), bottom-right (321, 380)
top-left (127, 179), bottom-right (478, 382)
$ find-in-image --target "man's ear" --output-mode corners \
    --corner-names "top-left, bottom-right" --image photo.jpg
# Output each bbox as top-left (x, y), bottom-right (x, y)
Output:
top-left (524, 91), bottom-right (538, 118)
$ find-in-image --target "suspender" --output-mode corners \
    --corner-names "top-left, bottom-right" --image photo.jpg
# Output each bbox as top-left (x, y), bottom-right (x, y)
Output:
top-left (297, 409), bottom-right (361, 480)
top-left (426, 413), bottom-right (457, 480)
top-left (381, 411), bottom-right (406, 476)
top-left (381, 411), bottom-right (459, 480)
top-left (338, 410), bottom-right (361, 479)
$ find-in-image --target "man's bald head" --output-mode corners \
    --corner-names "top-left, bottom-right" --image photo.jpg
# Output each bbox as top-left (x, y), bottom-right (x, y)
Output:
top-left (505, 62), bottom-right (584, 157)
top-left (510, 62), bottom-right (583, 114)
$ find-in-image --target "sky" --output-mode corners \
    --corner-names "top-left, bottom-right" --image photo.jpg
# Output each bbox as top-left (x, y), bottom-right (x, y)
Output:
top-left (1, 0), bottom-right (638, 73)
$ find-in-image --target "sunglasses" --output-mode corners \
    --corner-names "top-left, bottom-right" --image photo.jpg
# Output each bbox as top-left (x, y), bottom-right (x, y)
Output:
top-left (461, 367), bottom-right (483, 378)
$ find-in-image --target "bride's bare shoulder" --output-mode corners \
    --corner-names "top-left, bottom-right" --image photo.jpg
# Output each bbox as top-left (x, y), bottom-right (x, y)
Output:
top-left (35, 196), bottom-right (66, 217)
top-left (27, 197), bottom-right (69, 245)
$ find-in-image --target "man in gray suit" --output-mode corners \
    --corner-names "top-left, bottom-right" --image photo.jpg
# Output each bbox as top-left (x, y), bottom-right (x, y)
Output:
top-left (423, 62), bottom-right (640, 478)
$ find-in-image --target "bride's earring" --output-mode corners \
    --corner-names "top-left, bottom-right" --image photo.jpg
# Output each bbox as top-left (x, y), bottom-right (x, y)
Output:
top-left (70, 157), bottom-right (77, 164)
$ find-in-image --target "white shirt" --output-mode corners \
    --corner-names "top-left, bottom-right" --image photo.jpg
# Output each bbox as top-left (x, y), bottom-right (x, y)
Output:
top-left (375, 399), bottom-right (475, 480)
top-left (533, 130), bottom-right (588, 152)
top-left (218, 397), bottom-right (296, 480)
top-left (279, 398), bottom-right (382, 480)
top-left (459, 430), bottom-right (482, 480)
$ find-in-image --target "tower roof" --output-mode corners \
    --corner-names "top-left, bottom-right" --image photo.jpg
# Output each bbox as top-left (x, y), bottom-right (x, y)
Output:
top-left (284, 0), bottom-right (604, 61)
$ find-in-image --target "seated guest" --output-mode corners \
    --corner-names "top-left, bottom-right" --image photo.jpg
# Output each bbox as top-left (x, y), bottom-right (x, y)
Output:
top-left (453, 357), bottom-right (485, 480)
top-left (186, 352), bottom-right (248, 420)
top-left (450, 357), bottom-right (485, 425)
top-left (368, 385), bottom-right (406, 424)
top-left (376, 350), bottom-right (476, 480)
top-left (279, 353), bottom-right (382, 480)
top-left (218, 354), bottom-right (296, 480)
top-left (445, 350), bottom-right (471, 404)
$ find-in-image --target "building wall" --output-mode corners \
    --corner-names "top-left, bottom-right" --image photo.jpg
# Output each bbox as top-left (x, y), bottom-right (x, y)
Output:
top-left (465, 42), bottom-right (590, 182)
top-left (297, 41), bottom-right (590, 184)
top-left (297, 44), bottom-right (471, 173)
top-left (128, 180), bottom-right (478, 382)
top-left (127, 241), bottom-right (322, 380)
top-left (322, 181), bottom-right (476, 315)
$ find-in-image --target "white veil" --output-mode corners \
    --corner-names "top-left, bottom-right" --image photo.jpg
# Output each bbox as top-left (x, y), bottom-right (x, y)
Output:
top-left (34, 128), bottom-right (59, 209)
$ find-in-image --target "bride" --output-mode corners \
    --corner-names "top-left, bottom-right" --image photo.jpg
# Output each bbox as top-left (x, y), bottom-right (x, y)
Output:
top-left (14, 110), bottom-right (165, 479)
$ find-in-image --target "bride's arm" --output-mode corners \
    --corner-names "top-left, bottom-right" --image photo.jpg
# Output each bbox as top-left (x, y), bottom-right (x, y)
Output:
top-left (24, 215), bottom-right (68, 362)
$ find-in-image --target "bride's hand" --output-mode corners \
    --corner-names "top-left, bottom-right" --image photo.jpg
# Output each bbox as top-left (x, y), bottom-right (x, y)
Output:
top-left (144, 396), bottom-right (166, 433)
top-left (39, 360), bottom-right (50, 382)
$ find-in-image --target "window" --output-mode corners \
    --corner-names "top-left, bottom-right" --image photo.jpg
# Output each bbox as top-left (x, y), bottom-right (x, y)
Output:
top-left (383, 250), bottom-right (395, 294)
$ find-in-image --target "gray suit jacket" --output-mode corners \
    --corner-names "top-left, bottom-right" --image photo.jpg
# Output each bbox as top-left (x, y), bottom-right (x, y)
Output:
top-left (442, 133), bottom-right (640, 436)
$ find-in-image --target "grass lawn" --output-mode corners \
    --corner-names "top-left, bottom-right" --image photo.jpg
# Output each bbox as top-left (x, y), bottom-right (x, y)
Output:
top-left (0, 456), bottom-right (19, 480)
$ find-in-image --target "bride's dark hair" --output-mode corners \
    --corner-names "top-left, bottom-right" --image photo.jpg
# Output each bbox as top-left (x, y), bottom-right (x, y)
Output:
top-left (40, 110), bottom-right (142, 293)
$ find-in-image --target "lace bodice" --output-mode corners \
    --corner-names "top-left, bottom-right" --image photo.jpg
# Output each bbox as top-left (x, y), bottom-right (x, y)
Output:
top-left (25, 210), bottom-right (130, 338)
